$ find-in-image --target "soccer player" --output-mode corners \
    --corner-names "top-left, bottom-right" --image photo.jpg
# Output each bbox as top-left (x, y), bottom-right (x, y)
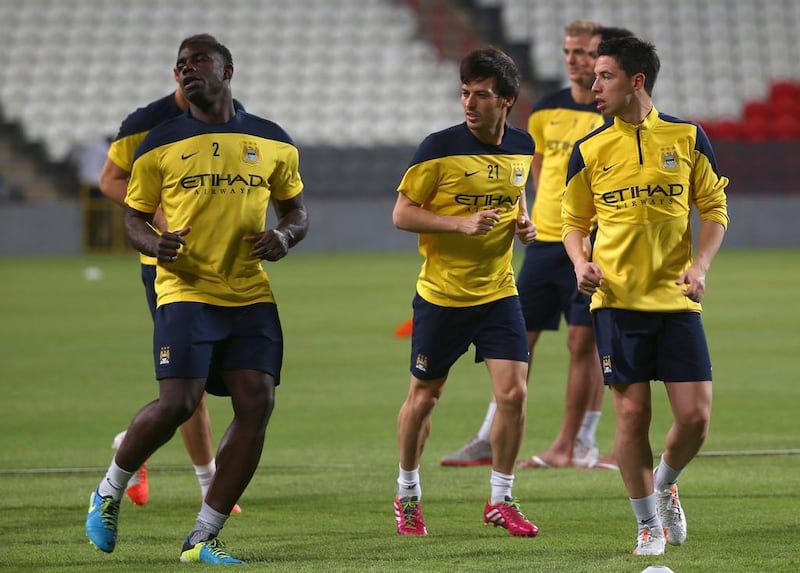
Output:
top-left (393, 47), bottom-right (538, 537)
top-left (99, 65), bottom-right (244, 513)
top-left (561, 36), bottom-right (728, 555)
top-left (85, 33), bottom-right (309, 564)
top-left (442, 22), bottom-right (632, 471)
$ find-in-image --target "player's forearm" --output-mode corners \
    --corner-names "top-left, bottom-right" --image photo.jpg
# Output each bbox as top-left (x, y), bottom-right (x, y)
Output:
top-left (393, 202), bottom-right (463, 234)
top-left (274, 205), bottom-right (308, 249)
top-left (98, 178), bottom-right (128, 207)
top-left (98, 159), bottom-right (130, 207)
top-left (693, 220), bottom-right (726, 272)
top-left (531, 153), bottom-right (543, 192)
top-left (563, 230), bottom-right (589, 266)
top-left (518, 187), bottom-right (531, 220)
top-left (123, 207), bottom-right (158, 257)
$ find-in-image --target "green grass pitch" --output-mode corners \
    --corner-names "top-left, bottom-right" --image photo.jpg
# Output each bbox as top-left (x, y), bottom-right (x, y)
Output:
top-left (0, 249), bottom-right (798, 572)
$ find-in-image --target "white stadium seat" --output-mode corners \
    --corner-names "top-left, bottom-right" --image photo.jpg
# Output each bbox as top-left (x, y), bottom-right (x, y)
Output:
top-left (0, 0), bottom-right (464, 160)
top-left (1, 0), bottom-right (798, 160)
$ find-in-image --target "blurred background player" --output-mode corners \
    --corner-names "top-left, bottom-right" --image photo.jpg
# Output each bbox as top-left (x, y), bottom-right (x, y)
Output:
top-left (71, 134), bottom-right (113, 247)
top-left (86, 33), bottom-right (308, 564)
top-left (99, 55), bottom-right (244, 513)
top-left (441, 22), bottom-right (632, 470)
top-left (393, 47), bottom-right (538, 538)
top-left (562, 35), bottom-right (728, 555)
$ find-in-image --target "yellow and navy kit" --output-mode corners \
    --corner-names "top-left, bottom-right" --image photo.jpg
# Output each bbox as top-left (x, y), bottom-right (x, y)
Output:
top-left (109, 94), bottom-right (185, 174)
top-left (562, 107), bottom-right (729, 312)
top-left (108, 94), bottom-right (244, 265)
top-left (528, 88), bottom-right (608, 242)
top-left (397, 122), bottom-right (533, 307)
top-left (125, 109), bottom-right (303, 308)
top-left (109, 94), bottom-right (185, 266)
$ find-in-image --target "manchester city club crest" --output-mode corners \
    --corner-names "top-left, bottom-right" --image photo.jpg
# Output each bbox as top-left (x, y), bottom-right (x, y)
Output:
top-left (509, 161), bottom-right (526, 185)
top-left (602, 354), bottom-right (612, 374)
top-left (241, 141), bottom-right (261, 163)
top-left (661, 146), bottom-right (678, 169)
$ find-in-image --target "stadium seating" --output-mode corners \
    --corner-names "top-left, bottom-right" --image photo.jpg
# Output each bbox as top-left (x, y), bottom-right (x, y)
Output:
top-left (475, 0), bottom-right (800, 131)
top-left (0, 0), bottom-right (798, 166)
top-left (0, 0), bottom-right (463, 161)
top-left (702, 79), bottom-right (800, 142)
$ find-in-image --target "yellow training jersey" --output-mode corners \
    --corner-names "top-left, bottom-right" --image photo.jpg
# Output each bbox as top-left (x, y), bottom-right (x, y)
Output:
top-left (109, 94), bottom-right (184, 266)
top-left (562, 107), bottom-right (729, 312)
top-left (125, 109), bottom-right (303, 308)
top-left (527, 89), bottom-right (608, 242)
top-left (109, 95), bottom-right (244, 265)
top-left (397, 122), bottom-right (533, 307)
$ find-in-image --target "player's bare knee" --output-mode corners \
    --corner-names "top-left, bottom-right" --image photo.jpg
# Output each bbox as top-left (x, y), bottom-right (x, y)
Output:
top-left (159, 398), bottom-right (200, 425)
top-left (494, 383), bottom-right (527, 411)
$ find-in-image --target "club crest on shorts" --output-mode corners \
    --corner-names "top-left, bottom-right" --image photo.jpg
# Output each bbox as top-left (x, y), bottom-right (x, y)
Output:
top-left (159, 346), bottom-right (171, 365)
top-left (415, 353), bottom-right (428, 373)
top-left (602, 354), bottom-right (612, 374)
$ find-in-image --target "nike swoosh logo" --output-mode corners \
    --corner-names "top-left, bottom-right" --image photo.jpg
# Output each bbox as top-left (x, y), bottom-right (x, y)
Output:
top-left (602, 164), bottom-right (617, 172)
top-left (464, 170), bottom-right (479, 177)
top-left (181, 152), bottom-right (199, 160)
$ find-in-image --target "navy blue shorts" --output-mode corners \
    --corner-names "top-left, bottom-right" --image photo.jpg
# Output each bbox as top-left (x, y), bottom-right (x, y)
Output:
top-left (517, 240), bottom-right (592, 331)
top-left (409, 294), bottom-right (529, 380)
top-left (592, 309), bottom-right (712, 385)
top-left (141, 264), bottom-right (228, 390)
top-left (140, 263), bottom-right (157, 320)
top-left (153, 302), bottom-right (283, 396)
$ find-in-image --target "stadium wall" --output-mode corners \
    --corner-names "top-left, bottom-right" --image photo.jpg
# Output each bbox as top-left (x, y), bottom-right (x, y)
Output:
top-left (0, 195), bottom-right (798, 257)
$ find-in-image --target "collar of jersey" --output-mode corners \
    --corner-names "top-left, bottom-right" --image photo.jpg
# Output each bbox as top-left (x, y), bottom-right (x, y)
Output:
top-left (613, 106), bottom-right (659, 134)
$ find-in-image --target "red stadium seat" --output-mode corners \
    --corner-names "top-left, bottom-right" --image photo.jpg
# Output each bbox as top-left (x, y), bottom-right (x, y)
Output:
top-left (771, 92), bottom-right (800, 119)
top-left (770, 114), bottom-right (800, 141)
top-left (769, 81), bottom-right (800, 103)
top-left (741, 117), bottom-right (770, 142)
top-left (709, 120), bottom-right (743, 141)
top-left (772, 98), bottom-right (798, 117)
top-left (743, 100), bottom-right (771, 122)
top-left (695, 119), bottom-right (716, 138)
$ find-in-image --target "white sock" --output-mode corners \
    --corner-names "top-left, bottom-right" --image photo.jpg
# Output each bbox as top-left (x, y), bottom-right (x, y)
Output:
top-left (489, 470), bottom-right (514, 504)
top-left (577, 411), bottom-right (601, 446)
top-left (188, 501), bottom-right (228, 544)
top-left (630, 494), bottom-right (661, 531)
top-left (654, 455), bottom-right (682, 491)
top-left (97, 459), bottom-right (135, 501)
top-left (397, 465), bottom-right (421, 499)
top-left (194, 460), bottom-right (216, 498)
top-left (476, 402), bottom-right (497, 442)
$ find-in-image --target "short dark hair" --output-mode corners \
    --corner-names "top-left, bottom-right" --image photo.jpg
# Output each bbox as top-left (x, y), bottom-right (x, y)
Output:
top-left (594, 26), bottom-right (635, 42)
top-left (598, 36), bottom-right (660, 95)
top-left (178, 34), bottom-right (233, 68)
top-left (460, 47), bottom-right (520, 101)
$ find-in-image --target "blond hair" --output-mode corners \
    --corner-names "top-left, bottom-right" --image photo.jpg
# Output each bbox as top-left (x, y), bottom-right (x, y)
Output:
top-left (564, 19), bottom-right (600, 38)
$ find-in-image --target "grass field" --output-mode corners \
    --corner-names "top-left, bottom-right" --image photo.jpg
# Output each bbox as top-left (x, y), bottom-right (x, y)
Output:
top-left (1, 249), bottom-right (798, 572)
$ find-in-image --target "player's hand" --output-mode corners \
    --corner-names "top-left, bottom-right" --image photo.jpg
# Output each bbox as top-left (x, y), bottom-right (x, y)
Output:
top-left (575, 260), bottom-right (603, 295)
top-left (515, 214), bottom-right (536, 244)
top-left (461, 208), bottom-right (501, 235)
top-left (156, 226), bottom-right (191, 262)
top-left (245, 228), bottom-right (290, 261)
top-left (676, 264), bottom-right (706, 302)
